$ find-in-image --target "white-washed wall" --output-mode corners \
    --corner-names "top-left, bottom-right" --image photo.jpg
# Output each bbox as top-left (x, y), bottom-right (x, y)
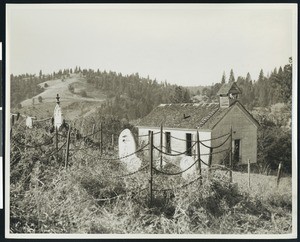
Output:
top-left (138, 127), bottom-right (211, 166)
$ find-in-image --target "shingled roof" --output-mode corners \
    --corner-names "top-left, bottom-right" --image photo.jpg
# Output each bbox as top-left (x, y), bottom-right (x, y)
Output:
top-left (137, 101), bottom-right (259, 130)
top-left (137, 102), bottom-right (226, 129)
top-left (216, 82), bottom-right (242, 96)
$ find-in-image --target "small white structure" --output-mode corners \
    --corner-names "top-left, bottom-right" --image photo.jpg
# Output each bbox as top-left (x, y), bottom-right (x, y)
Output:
top-left (180, 156), bottom-right (197, 180)
top-left (123, 156), bottom-right (142, 173)
top-left (54, 94), bottom-right (63, 129)
top-left (54, 105), bottom-right (62, 129)
top-left (25, 117), bottom-right (33, 129)
top-left (118, 129), bottom-right (141, 172)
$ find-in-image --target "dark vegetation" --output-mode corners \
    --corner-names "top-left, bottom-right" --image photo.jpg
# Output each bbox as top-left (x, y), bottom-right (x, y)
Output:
top-left (197, 58), bottom-right (292, 175)
top-left (11, 68), bottom-right (72, 107)
top-left (195, 58), bottom-right (292, 109)
top-left (11, 67), bottom-right (191, 119)
top-left (82, 69), bottom-right (191, 120)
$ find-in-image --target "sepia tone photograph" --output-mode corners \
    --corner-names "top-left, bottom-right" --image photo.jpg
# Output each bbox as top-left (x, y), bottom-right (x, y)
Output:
top-left (5, 4), bottom-right (297, 239)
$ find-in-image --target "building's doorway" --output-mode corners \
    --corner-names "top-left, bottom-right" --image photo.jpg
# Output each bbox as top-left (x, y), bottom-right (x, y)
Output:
top-left (233, 139), bottom-right (241, 164)
top-left (165, 132), bottom-right (171, 154)
top-left (186, 133), bottom-right (192, 156)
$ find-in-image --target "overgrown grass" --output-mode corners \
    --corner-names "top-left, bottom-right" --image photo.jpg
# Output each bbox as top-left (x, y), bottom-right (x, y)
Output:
top-left (10, 129), bottom-right (293, 234)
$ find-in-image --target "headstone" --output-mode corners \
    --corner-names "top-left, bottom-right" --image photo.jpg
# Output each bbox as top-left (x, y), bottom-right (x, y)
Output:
top-left (54, 104), bottom-right (62, 129)
top-left (25, 117), bottom-right (33, 129)
top-left (118, 129), bottom-right (136, 160)
top-left (118, 129), bottom-right (141, 172)
top-left (180, 156), bottom-right (196, 180)
top-left (124, 156), bottom-right (142, 173)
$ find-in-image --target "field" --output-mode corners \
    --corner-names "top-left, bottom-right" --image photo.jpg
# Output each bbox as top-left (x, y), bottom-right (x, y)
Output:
top-left (9, 123), bottom-right (293, 235)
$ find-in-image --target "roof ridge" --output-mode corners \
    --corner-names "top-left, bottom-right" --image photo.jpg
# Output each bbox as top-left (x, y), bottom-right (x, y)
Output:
top-left (158, 102), bottom-right (218, 107)
top-left (199, 106), bottom-right (220, 127)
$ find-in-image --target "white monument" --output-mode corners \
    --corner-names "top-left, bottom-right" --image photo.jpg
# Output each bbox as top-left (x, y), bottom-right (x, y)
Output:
top-left (180, 156), bottom-right (197, 180)
top-left (118, 129), bottom-right (141, 172)
top-left (54, 94), bottom-right (63, 129)
top-left (25, 117), bottom-right (33, 129)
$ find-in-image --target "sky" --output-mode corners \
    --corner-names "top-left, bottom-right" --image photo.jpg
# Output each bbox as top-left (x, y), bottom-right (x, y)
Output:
top-left (6, 4), bottom-right (296, 86)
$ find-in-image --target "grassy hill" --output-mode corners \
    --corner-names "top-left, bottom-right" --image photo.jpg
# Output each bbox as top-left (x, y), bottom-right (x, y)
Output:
top-left (14, 73), bottom-right (108, 121)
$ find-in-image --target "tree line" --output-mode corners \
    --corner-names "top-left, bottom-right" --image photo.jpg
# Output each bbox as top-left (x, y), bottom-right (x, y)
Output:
top-left (11, 67), bottom-right (191, 116)
top-left (83, 69), bottom-right (191, 120)
top-left (200, 57), bottom-right (292, 110)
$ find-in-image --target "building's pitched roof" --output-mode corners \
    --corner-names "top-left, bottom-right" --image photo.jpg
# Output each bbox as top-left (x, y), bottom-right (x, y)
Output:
top-left (137, 102), bottom-right (220, 129)
top-left (137, 101), bottom-right (259, 130)
top-left (216, 82), bottom-right (242, 96)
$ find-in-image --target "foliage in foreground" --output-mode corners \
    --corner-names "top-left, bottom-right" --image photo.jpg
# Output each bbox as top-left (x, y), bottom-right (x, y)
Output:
top-left (10, 133), bottom-right (292, 234)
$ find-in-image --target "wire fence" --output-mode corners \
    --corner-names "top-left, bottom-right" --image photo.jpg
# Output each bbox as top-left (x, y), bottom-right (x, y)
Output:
top-left (152, 158), bottom-right (199, 176)
top-left (10, 111), bottom-right (236, 205)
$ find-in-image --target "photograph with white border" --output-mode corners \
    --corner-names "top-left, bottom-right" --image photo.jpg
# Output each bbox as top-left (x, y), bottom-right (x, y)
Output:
top-left (5, 3), bottom-right (297, 239)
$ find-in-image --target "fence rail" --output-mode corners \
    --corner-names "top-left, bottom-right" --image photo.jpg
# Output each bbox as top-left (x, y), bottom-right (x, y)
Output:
top-left (11, 112), bottom-right (237, 205)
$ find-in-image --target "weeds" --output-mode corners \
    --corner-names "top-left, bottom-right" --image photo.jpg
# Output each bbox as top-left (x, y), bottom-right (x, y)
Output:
top-left (10, 128), bottom-right (293, 234)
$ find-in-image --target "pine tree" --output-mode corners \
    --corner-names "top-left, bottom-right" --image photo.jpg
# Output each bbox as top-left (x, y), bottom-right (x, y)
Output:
top-left (246, 72), bottom-right (252, 83)
top-left (221, 71), bottom-right (226, 84)
top-left (257, 69), bottom-right (269, 107)
top-left (229, 69), bottom-right (235, 83)
top-left (258, 69), bottom-right (264, 82)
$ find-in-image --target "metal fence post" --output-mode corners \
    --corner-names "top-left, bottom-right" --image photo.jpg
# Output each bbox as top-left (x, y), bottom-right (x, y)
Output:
top-left (248, 159), bottom-right (251, 189)
top-left (229, 126), bottom-right (233, 182)
top-left (149, 131), bottom-right (153, 205)
top-left (55, 126), bottom-right (58, 161)
top-left (277, 162), bottom-right (283, 187)
top-left (196, 129), bottom-right (202, 185)
top-left (99, 122), bottom-right (103, 155)
top-left (160, 124), bottom-right (163, 169)
top-left (208, 147), bottom-right (213, 180)
top-left (65, 125), bottom-right (71, 169)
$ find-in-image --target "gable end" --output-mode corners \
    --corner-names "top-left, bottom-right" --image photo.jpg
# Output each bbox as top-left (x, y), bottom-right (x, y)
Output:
top-left (211, 102), bottom-right (259, 129)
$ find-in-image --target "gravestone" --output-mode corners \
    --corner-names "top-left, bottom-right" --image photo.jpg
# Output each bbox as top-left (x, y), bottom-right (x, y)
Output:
top-left (25, 117), bottom-right (33, 129)
top-left (118, 129), bottom-right (141, 172)
top-left (180, 156), bottom-right (197, 180)
top-left (54, 104), bottom-right (62, 129)
top-left (54, 94), bottom-right (62, 129)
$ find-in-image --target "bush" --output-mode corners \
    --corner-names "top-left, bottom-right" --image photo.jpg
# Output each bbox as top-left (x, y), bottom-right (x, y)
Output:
top-left (38, 96), bottom-right (43, 103)
top-left (80, 90), bottom-right (87, 97)
top-left (68, 84), bottom-right (74, 93)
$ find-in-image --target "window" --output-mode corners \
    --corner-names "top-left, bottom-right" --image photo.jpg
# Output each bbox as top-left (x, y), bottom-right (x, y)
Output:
top-left (186, 133), bottom-right (192, 156)
top-left (165, 132), bottom-right (171, 154)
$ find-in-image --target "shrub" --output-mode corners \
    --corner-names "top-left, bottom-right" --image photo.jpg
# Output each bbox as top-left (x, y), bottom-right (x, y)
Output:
top-left (38, 96), bottom-right (43, 103)
top-left (80, 90), bottom-right (87, 97)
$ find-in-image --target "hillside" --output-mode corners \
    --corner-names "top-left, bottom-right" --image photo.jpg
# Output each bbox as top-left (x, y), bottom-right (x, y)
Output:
top-left (12, 68), bottom-right (192, 122)
top-left (14, 73), bottom-right (107, 121)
